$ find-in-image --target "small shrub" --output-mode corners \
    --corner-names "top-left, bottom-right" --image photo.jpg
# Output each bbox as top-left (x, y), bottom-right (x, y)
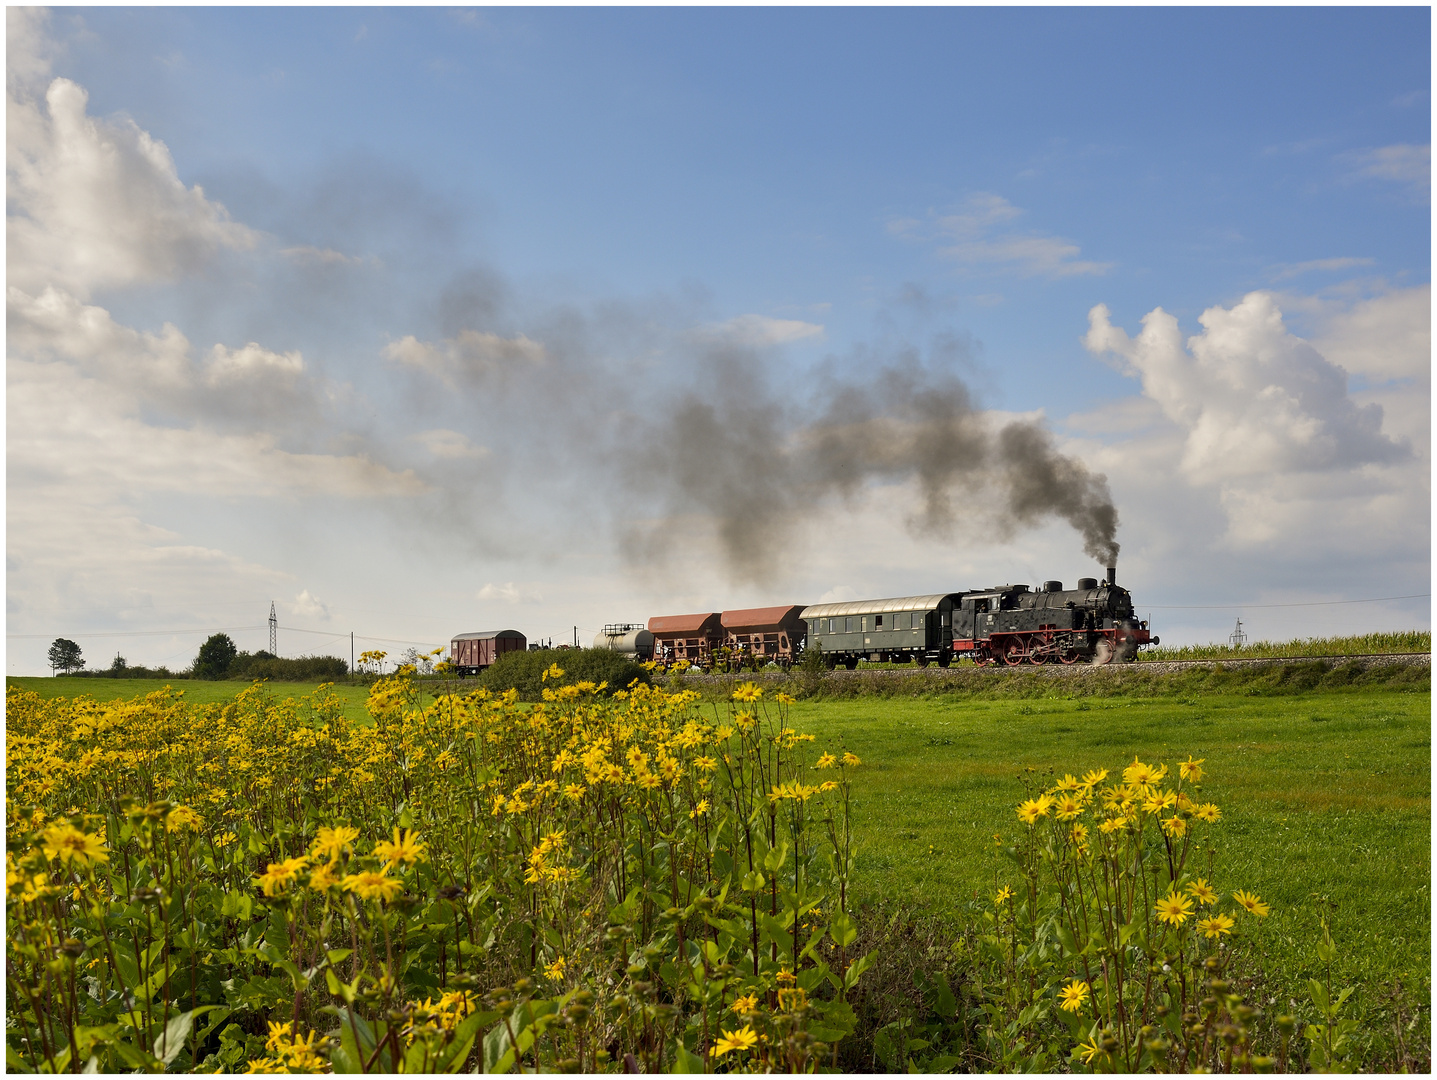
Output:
top-left (479, 647), bottom-right (651, 699)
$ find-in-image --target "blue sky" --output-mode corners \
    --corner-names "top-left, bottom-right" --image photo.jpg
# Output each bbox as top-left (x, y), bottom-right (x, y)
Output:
top-left (6, 7), bottom-right (1430, 673)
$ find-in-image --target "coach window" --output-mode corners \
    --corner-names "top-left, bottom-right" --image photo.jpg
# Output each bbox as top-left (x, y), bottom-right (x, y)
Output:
top-left (845, 617), bottom-right (856, 633)
top-left (875, 614), bottom-right (884, 628)
top-left (861, 616), bottom-right (868, 633)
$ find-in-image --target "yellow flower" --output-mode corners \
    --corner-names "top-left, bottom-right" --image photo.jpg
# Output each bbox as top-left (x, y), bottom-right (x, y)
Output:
top-left (731, 993), bottom-right (759, 1014)
top-left (775, 692), bottom-right (796, 704)
top-left (1058, 978), bottom-right (1090, 1013)
top-left (994, 885), bottom-right (1013, 905)
top-left (544, 955), bottom-right (566, 980)
top-left (563, 783), bottom-right (587, 801)
top-left (1143, 789), bottom-right (1178, 814)
top-left (1198, 913), bottom-right (1235, 939)
top-left (1155, 890), bottom-right (1194, 926)
top-left (342, 870), bottom-right (403, 903)
top-left (1186, 878), bottom-right (1218, 905)
top-left (1180, 756), bottom-right (1206, 783)
top-left (1232, 890), bottom-right (1270, 917)
top-left (713, 1025), bottom-right (759, 1057)
top-left (256, 857), bottom-right (308, 897)
top-left (1055, 793), bottom-right (1084, 821)
top-left (1161, 815), bottom-right (1188, 838)
top-left (1081, 768), bottom-right (1109, 788)
top-left (1016, 793), bottom-right (1055, 824)
top-left (1098, 816), bottom-right (1126, 834)
top-left (541, 663), bottom-right (565, 682)
top-left (732, 682), bottom-right (763, 702)
top-left (41, 824), bottom-right (109, 868)
top-left (1194, 803), bottom-right (1222, 823)
top-left (307, 860), bottom-right (341, 892)
top-left (1123, 757), bottom-right (1167, 787)
top-left (1053, 773), bottom-right (1083, 793)
top-left (166, 805), bottom-right (203, 832)
top-left (1078, 1036), bottom-right (1106, 1065)
top-left (1070, 823), bottom-right (1089, 845)
top-left (373, 827), bottom-right (428, 868)
top-left (815, 753), bottom-right (836, 769)
top-left (310, 825), bottom-right (360, 861)
top-left (841, 752), bottom-right (861, 768)
top-left (689, 799), bottom-right (711, 818)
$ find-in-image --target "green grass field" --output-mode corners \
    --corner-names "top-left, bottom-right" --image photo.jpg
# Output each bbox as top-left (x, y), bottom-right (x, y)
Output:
top-left (1138, 629), bottom-right (1430, 662)
top-left (7, 676), bottom-right (376, 724)
top-left (11, 670), bottom-right (1429, 1055)
top-left (774, 684), bottom-right (1430, 1046)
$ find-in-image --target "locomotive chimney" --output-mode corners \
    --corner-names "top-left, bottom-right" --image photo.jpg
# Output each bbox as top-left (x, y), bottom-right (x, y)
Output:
top-left (1106, 566), bottom-right (1116, 587)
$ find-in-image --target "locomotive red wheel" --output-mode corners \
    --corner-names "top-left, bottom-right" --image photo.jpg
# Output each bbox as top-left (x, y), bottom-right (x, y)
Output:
top-left (1059, 649), bottom-right (1079, 665)
top-left (1001, 641), bottom-right (1025, 666)
top-left (1030, 647), bottom-right (1048, 665)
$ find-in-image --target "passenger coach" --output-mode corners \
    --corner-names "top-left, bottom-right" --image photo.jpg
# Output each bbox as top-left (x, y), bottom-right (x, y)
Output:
top-left (800, 594), bottom-right (961, 669)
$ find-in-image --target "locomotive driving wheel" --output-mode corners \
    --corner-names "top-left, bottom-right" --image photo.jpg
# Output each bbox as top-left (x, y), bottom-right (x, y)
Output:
top-left (1001, 640), bottom-right (1025, 666)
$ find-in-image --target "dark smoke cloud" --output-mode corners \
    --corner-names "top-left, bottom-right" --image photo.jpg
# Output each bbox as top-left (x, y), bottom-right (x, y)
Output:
top-left (614, 343), bottom-right (1120, 582)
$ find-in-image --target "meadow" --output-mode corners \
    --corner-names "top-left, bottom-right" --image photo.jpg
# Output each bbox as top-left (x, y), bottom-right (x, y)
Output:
top-left (6, 663), bottom-right (1428, 1071)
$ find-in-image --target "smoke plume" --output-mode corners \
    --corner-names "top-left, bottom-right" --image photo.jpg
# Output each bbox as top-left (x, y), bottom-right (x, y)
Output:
top-left (616, 346), bottom-right (1120, 581)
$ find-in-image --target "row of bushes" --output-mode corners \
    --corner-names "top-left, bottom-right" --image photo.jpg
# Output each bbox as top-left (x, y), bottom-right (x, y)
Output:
top-left (71, 650), bottom-right (348, 683)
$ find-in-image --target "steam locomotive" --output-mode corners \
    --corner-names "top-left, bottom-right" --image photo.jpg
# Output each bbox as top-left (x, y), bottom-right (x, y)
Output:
top-left (801, 567), bottom-right (1156, 668)
top-left (584, 566), bottom-right (1156, 669)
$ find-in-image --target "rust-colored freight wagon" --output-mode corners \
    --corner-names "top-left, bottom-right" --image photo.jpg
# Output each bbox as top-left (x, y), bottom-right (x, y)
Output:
top-left (721, 605), bottom-right (807, 666)
top-left (648, 612), bottom-right (723, 666)
top-left (451, 629), bottom-right (526, 676)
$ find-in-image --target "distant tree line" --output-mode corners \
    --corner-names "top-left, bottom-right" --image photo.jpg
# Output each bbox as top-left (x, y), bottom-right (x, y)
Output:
top-left (52, 634), bottom-right (347, 681)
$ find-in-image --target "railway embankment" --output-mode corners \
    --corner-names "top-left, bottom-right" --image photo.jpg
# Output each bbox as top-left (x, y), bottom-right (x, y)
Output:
top-left (677, 652), bottom-right (1431, 698)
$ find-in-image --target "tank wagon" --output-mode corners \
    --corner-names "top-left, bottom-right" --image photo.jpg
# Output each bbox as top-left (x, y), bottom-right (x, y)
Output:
top-left (592, 624), bottom-right (655, 661)
top-left (801, 594), bottom-right (959, 669)
top-left (722, 605), bottom-right (807, 666)
top-left (451, 629), bottom-right (526, 676)
top-left (648, 612), bottom-right (723, 666)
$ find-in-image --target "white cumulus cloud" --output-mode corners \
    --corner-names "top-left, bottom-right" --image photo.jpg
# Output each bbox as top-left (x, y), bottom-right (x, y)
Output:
top-left (289, 590), bottom-right (330, 620)
top-left (926, 193), bottom-right (1112, 278)
top-left (1083, 291), bottom-right (1408, 482)
top-left (7, 76), bottom-right (256, 297)
top-left (477, 582), bottom-right (545, 605)
top-left (384, 330), bottom-right (546, 387)
top-left (695, 314), bottom-right (825, 347)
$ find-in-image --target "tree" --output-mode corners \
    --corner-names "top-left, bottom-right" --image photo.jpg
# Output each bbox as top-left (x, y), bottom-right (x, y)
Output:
top-left (110, 653), bottom-right (128, 675)
top-left (47, 638), bottom-right (84, 675)
top-left (194, 633), bottom-right (239, 680)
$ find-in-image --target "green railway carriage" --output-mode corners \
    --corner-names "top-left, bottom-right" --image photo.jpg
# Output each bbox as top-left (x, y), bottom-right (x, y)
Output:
top-left (799, 593), bottom-right (961, 669)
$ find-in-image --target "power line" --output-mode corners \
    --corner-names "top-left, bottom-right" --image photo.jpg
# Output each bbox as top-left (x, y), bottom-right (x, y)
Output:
top-left (1146, 593), bottom-right (1429, 611)
top-left (7, 625), bottom-right (264, 640)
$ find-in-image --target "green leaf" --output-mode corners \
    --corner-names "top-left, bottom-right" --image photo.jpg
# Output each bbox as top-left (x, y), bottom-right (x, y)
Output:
top-left (672, 1041), bottom-right (705, 1073)
top-left (843, 951), bottom-right (875, 990)
top-left (829, 911), bottom-right (858, 948)
top-left (154, 1007), bottom-right (215, 1067)
top-left (741, 870), bottom-right (766, 893)
top-left (1054, 923), bottom-right (1080, 957)
top-left (1308, 978), bottom-right (1330, 1013)
top-left (432, 1009), bottom-right (495, 1073)
top-left (762, 842), bottom-right (789, 874)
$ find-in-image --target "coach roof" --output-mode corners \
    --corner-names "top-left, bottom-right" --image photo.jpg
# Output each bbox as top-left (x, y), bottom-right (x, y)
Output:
top-left (451, 629), bottom-right (525, 641)
top-left (800, 594), bottom-right (958, 619)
